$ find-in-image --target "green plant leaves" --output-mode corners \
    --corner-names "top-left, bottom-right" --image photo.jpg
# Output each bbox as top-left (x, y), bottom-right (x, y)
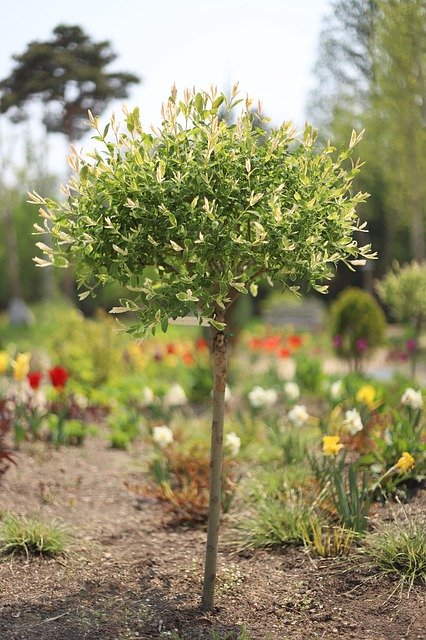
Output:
top-left (33, 85), bottom-right (374, 336)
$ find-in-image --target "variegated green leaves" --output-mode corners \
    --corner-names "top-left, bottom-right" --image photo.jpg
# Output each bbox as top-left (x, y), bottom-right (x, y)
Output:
top-left (31, 85), bottom-right (374, 336)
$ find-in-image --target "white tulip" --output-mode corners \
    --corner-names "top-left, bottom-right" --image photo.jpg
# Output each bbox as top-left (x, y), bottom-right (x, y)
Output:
top-left (401, 388), bottom-right (423, 411)
top-left (153, 425), bottom-right (174, 448)
top-left (330, 380), bottom-right (343, 400)
top-left (225, 431), bottom-right (241, 457)
top-left (141, 386), bottom-right (155, 407)
top-left (164, 383), bottom-right (187, 407)
top-left (284, 381), bottom-right (300, 402)
top-left (248, 386), bottom-right (278, 409)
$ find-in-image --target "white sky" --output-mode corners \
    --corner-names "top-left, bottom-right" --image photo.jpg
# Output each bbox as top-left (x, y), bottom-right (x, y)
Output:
top-left (0, 0), bottom-right (331, 176)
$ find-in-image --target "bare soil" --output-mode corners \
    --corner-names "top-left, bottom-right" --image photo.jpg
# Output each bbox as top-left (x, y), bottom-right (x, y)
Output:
top-left (0, 437), bottom-right (424, 640)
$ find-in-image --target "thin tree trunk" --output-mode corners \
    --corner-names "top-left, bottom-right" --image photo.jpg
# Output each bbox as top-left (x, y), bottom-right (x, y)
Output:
top-left (201, 321), bottom-right (228, 611)
top-left (4, 207), bottom-right (23, 298)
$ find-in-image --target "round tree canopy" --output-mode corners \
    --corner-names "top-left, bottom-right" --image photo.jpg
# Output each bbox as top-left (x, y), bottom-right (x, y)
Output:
top-left (31, 85), bottom-right (374, 335)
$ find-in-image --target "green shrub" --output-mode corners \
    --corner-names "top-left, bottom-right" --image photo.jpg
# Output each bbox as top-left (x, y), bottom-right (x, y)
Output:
top-left (109, 429), bottom-right (131, 450)
top-left (362, 517), bottom-right (426, 590)
top-left (108, 407), bottom-right (142, 441)
top-left (0, 514), bottom-right (69, 557)
top-left (63, 419), bottom-right (88, 445)
top-left (331, 287), bottom-right (386, 371)
top-left (377, 261), bottom-right (426, 376)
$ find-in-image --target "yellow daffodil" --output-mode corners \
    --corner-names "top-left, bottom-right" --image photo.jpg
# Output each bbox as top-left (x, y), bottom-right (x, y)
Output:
top-left (12, 352), bottom-right (31, 381)
top-left (0, 351), bottom-right (8, 374)
top-left (396, 452), bottom-right (415, 473)
top-left (356, 384), bottom-right (376, 406)
top-left (322, 435), bottom-right (344, 457)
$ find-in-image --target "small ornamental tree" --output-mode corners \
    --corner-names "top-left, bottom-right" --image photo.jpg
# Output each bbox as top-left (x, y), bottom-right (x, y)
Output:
top-left (377, 261), bottom-right (426, 377)
top-left (331, 287), bottom-right (386, 372)
top-left (30, 85), bottom-right (374, 610)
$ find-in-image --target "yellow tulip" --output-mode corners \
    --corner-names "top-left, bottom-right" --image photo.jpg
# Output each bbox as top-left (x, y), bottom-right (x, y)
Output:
top-left (0, 351), bottom-right (8, 374)
top-left (396, 452), bottom-right (415, 472)
top-left (12, 352), bottom-right (31, 381)
top-left (356, 384), bottom-right (376, 406)
top-left (322, 435), bottom-right (344, 457)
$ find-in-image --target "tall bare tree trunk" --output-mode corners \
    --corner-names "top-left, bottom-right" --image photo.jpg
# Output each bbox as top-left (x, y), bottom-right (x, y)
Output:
top-left (4, 207), bottom-right (23, 298)
top-left (201, 320), bottom-right (228, 611)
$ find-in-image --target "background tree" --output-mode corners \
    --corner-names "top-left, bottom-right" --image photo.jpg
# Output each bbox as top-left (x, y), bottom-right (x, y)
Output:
top-left (368, 0), bottom-right (426, 262)
top-left (0, 132), bottom-right (56, 307)
top-left (306, 0), bottom-right (378, 138)
top-left (0, 24), bottom-right (140, 144)
top-left (31, 85), bottom-right (374, 610)
top-left (0, 24), bottom-right (140, 299)
top-left (307, 0), bottom-right (425, 276)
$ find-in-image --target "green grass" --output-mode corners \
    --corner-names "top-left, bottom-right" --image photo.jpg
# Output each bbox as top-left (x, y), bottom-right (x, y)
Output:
top-left (235, 494), bottom-right (311, 550)
top-left (109, 429), bottom-right (131, 450)
top-left (362, 517), bottom-right (426, 591)
top-left (0, 513), bottom-right (69, 558)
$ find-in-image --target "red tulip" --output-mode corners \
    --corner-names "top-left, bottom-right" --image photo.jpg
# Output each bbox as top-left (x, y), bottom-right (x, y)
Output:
top-left (49, 366), bottom-right (69, 389)
top-left (182, 351), bottom-right (194, 365)
top-left (28, 371), bottom-right (43, 390)
top-left (262, 336), bottom-right (281, 352)
top-left (196, 337), bottom-right (209, 351)
top-left (279, 347), bottom-right (291, 358)
top-left (289, 334), bottom-right (303, 349)
top-left (249, 337), bottom-right (262, 350)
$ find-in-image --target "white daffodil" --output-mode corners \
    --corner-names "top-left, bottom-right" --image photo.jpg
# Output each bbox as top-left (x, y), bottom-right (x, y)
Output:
top-left (284, 381), bottom-right (300, 402)
top-left (287, 404), bottom-right (310, 428)
top-left (225, 431), bottom-right (241, 457)
top-left (164, 383), bottom-right (187, 407)
top-left (152, 425), bottom-right (174, 448)
top-left (401, 388), bottom-right (423, 411)
top-left (343, 409), bottom-right (363, 435)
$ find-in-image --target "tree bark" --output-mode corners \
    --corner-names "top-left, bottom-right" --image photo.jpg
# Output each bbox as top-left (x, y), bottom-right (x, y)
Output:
top-left (201, 322), bottom-right (228, 611)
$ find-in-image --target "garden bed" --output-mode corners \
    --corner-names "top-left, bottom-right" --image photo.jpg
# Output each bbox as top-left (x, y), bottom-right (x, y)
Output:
top-left (1, 436), bottom-right (424, 640)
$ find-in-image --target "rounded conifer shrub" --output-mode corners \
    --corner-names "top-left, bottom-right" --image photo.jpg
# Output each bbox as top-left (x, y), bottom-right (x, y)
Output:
top-left (331, 287), bottom-right (386, 371)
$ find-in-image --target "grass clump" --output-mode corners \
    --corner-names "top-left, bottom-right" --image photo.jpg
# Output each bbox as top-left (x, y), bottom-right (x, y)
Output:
top-left (0, 513), bottom-right (69, 558)
top-left (109, 429), bottom-right (131, 450)
top-left (236, 494), bottom-right (311, 550)
top-left (301, 517), bottom-right (357, 557)
top-left (362, 517), bottom-right (426, 590)
top-left (234, 467), bottom-right (313, 549)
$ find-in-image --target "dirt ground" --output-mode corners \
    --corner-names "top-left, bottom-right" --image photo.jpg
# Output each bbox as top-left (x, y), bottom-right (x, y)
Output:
top-left (0, 437), bottom-right (424, 640)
